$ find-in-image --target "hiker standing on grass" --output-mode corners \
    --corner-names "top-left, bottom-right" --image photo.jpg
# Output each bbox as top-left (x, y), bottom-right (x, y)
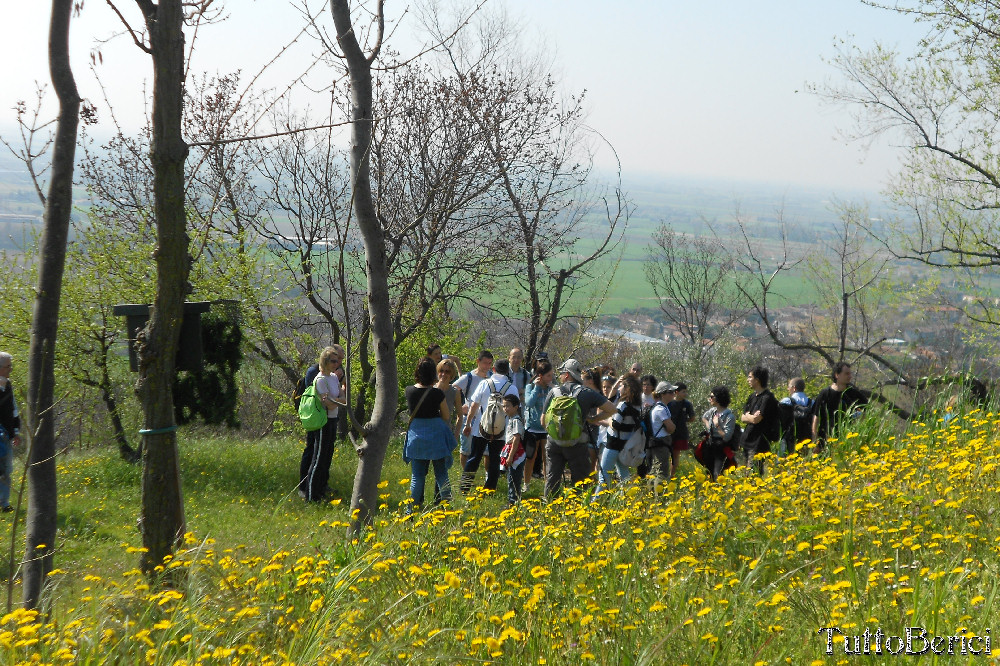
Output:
top-left (436, 358), bottom-right (463, 442)
top-left (593, 375), bottom-right (644, 498)
top-left (0, 352), bottom-right (20, 513)
top-left (500, 394), bottom-right (527, 506)
top-left (298, 345), bottom-right (346, 501)
top-left (509, 348), bottom-right (531, 400)
top-left (811, 362), bottom-right (868, 453)
top-left (542, 359), bottom-right (616, 497)
top-left (460, 358), bottom-right (519, 494)
top-left (778, 378), bottom-right (813, 455)
top-left (522, 359), bottom-right (553, 493)
top-left (300, 347), bottom-right (347, 502)
top-left (453, 350), bottom-right (493, 469)
top-left (583, 367), bottom-right (605, 471)
top-left (648, 382), bottom-right (677, 480)
top-left (668, 382), bottom-right (696, 458)
top-left (702, 386), bottom-right (737, 481)
top-left (640, 374), bottom-right (658, 408)
top-left (403, 357), bottom-right (456, 512)
top-left (739, 366), bottom-right (781, 476)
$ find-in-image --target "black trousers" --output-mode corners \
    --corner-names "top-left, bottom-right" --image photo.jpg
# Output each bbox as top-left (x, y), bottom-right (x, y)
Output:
top-left (461, 435), bottom-right (503, 492)
top-left (299, 417), bottom-right (337, 501)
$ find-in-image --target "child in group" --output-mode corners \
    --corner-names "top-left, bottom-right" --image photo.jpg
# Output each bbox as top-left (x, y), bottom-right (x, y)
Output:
top-left (500, 394), bottom-right (527, 506)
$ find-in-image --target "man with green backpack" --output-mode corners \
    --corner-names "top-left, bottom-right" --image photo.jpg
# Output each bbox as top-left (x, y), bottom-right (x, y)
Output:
top-left (542, 359), bottom-right (616, 497)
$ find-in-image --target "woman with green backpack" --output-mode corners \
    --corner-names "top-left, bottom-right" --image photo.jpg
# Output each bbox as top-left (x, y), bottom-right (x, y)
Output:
top-left (300, 347), bottom-right (346, 501)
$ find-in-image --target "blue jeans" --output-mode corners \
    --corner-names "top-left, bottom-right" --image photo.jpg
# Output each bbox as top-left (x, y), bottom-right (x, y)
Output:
top-left (459, 431), bottom-right (473, 457)
top-left (594, 446), bottom-right (631, 498)
top-left (409, 458), bottom-right (451, 511)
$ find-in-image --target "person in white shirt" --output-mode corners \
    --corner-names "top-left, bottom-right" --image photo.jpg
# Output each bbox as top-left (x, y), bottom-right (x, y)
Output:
top-left (452, 350), bottom-right (493, 467)
top-left (508, 347), bottom-right (531, 399)
top-left (460, 358), bottom-right (519, 494)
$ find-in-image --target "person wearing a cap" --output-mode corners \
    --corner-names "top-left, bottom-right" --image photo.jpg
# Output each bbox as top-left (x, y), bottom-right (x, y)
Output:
top-left (739, 366), bottom-right (781, 475)
top-left (541, 358), bottom-right (616, 497)
top-left (648, 381), bottom-right (678, 481)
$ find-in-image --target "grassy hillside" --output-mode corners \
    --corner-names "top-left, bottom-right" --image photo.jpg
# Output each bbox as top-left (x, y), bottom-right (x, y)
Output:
top-left (0, 408), bottom-right (997, 664)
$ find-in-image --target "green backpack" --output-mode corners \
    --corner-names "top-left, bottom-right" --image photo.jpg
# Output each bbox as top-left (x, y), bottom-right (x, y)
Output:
top-left (545, 384), bottom-right (584, 447)
top-left (298, 384), bottom-right (328, 431)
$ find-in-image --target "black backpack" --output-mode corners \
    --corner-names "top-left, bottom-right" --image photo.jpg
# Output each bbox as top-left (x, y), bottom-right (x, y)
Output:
top-left (292, 364), bottom-right (320, 411)
top-left (792, 399), bottom-right (814, 441)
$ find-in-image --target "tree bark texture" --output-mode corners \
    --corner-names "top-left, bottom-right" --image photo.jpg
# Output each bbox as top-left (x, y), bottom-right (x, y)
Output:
top-left (329, 0), bottom-right (399, 532)
top-left (23, 0), bottom-right (81, 610)
top-left (134, 0), bottom-right (190, 574)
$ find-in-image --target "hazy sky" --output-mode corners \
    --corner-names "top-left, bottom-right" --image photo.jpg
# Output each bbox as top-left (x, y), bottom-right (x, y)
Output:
top-left (1, 1), bottom-right (926, 193)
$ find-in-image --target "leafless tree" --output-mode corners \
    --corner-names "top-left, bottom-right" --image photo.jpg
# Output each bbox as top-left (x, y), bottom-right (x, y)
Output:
top-left (644, 223), bottom-right (746, 350)
top-left (820, 1), bottom-right (1000, 330)
top-left (322, 0), bottom-right (400, 532)
top-left (442, 61), bottom-right (629, 361)
top-left (728, 204), bottom-right (915, 416)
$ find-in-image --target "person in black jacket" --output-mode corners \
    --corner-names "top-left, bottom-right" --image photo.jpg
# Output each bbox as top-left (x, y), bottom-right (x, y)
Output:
top-left (811, 362), bottom-right (868, 453)
top-left (0, 352), bottom-right (21, 512)
top-left (739, 366), bottom-right (780, 476)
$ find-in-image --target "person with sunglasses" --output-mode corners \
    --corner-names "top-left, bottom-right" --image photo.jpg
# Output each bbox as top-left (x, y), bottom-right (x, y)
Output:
top-left (299, 345), bottom-right (346, 501)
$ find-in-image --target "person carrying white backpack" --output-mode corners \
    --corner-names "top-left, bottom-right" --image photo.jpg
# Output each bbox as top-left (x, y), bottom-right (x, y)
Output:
top-left (460, 358), bottom-right (519, 494)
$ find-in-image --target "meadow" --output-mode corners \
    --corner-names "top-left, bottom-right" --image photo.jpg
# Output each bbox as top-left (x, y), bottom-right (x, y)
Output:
top-left (0, 407), bottom-right (997, 664)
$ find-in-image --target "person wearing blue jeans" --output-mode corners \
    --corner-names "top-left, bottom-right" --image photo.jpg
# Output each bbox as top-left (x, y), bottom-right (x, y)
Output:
top-left (409, 457), bottom-right (451, 509)
top-left (0, 352), bottom-right (21, 513)
top-left (404, 357), bottom-right (457, 512)
top-left (593, 375), bottom-right (642, 499)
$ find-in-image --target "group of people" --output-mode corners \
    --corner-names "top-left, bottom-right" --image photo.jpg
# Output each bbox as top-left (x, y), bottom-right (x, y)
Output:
top-left (401, 347), bottom-right (870, 508)
top-left (698, 362), bottom-right (868, 480)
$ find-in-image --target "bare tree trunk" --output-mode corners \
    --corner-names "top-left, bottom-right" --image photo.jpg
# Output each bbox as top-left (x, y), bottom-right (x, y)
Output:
top-left (23, 0), bottom-right (80, 609)
top-left (329, 0), bottom-right (398, 533)
top-left (134, 0), bottom-right (189, 574)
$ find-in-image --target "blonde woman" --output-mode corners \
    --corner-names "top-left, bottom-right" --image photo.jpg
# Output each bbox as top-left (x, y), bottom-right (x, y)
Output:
top-left (300, 346), bottom-right (346, 501)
